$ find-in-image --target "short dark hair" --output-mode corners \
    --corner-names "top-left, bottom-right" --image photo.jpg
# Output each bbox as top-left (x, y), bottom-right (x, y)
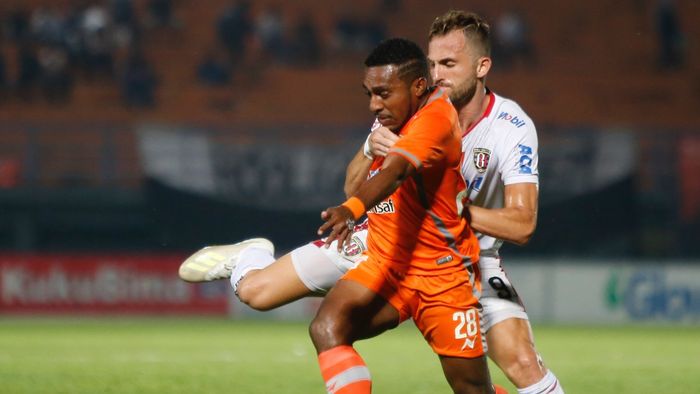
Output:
top-left (364, 38), bottom-right (429, 84)
top-left (429, 10), bottom-right (491, 57)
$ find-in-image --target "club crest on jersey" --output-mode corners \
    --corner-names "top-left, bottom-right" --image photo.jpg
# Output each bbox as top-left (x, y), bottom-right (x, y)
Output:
top-left (342, 235), bottom-right (367, 258)
top-left (473, 148), bottom-right (491, 173)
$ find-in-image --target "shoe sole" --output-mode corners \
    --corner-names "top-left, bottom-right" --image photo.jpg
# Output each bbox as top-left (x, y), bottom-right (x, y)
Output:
top-left (178, 238), bottom-right (274, 282)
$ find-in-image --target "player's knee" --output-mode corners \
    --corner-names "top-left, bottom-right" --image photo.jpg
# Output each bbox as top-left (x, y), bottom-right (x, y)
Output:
top-left (236, 277), bottom-right (274, 311)
top-left (308, 313), bottom-right (332, 344)
top-left (502, 352), bottom-right (543, 383)
top-left (309, 311), bottom-right (345, 351)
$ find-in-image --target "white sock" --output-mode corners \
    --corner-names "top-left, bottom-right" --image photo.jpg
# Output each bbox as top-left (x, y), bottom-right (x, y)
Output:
top-left (229, 247), bottom-right (275, 293)
top-left (517, 370), bottom-right (564, 394)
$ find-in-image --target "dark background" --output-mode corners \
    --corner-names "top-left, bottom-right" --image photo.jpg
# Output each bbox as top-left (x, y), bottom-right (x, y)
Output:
top-left (0, 0), bottom-right (698, 258)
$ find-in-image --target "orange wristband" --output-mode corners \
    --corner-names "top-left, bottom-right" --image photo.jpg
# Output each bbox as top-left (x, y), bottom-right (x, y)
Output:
top-left (342, 197), bottom-right (366, 220)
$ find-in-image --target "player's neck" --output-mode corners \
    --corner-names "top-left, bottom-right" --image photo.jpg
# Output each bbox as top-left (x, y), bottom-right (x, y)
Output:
top-left (416, 85), bottom-right (437, 111)
top-left (458, 86), bottom-right (490, 131)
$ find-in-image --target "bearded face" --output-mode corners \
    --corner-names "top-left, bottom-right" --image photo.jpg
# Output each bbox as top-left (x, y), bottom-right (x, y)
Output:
top-left (428, 29), bottom-right (483, 110)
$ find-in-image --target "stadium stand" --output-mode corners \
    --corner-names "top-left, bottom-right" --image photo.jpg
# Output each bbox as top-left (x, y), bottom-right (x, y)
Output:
top-left (0, 0), bottom-right (696, 127)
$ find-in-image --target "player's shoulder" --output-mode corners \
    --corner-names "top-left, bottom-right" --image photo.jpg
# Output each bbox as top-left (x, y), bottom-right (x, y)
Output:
top-left (428, 88), bottom-right (456, 112)
top-left (413, 89), bottom-right (458, 126)
top-left (488, 92), bottom-right (536, 137)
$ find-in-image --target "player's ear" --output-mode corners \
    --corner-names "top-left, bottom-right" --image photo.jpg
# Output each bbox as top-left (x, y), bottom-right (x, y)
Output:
top-left (476, 56), bottom-right (491, 79)
top-left (412, 77), bottom-right (428, 97)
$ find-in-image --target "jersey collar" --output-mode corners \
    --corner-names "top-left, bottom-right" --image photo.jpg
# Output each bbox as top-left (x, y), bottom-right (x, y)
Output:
top-left (462, 88), bottom-right (495, 137)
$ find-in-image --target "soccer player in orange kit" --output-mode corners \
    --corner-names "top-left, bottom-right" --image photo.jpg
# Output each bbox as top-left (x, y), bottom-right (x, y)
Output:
top-left (310, 37), bottom-right (494, 394)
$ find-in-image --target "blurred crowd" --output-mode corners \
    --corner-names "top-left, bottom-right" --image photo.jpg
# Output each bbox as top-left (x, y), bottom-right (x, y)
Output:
top-left (0, 0), bottom-right (174, 107)
top-left (0, 0), bottom-right (688, 110)
top-left (197, 0), bottom-right (392, 87)
top-left (0, 0), bottom-right (395, 108)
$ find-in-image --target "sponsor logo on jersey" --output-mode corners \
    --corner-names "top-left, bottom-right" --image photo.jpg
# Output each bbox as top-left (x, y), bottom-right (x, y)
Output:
top-left (436, 255), bottom-right (454, 265)
top-left (518, 144), bottom-right (533, 174)
top-left (497, 111), bottom-right (526, 128)
top-left (467, 176), bottom-right (484, 192)
top-left (369, 198), bottom-right (395, 214)
top-left (472, 148), bottom-right (491, 173)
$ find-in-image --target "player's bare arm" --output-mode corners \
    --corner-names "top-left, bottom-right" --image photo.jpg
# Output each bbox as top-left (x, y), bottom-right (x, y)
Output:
top-left (467, 182), bottom-right (538, 245)
top-left (344, 146), bottom-right (373, 198)
top-left (319, 153), bottom-right (414, 249)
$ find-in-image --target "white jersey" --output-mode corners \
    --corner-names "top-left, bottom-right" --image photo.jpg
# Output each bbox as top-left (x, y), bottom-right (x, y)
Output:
top-left (460, 91), bottom-right (539, 258)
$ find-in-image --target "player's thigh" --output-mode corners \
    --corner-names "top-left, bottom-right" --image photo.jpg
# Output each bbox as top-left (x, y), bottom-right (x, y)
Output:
top-left (320, 279), bottom-right (399, 336)
top-left (439, 355), bottom-right (493, 394)
top-left (290, 242), bottom-right (352, 293)
top-left (237, 253), bottom-right (313, 310)
top-left (479, 258), bottom-right (528, 332)
top-left (312, 278), bottom-right (399, 347)
top-left (480, 295), bottom-right (529, 335)
top-left (410, 273), bottom-right (485, 358)
top-left (414, 301), bottom-right (486, 358)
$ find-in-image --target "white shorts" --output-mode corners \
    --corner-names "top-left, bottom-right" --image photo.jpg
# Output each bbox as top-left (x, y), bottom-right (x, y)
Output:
top-left (290, 222), bottom-right (368, 294)
top-left (291, 224), bottom-right (528, 331)
top-left (478, 256), bottom-right (529, 332)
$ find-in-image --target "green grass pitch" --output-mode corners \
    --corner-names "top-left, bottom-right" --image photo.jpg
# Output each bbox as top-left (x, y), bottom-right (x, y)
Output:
top-left (0, 318), bottom-right (698, 393)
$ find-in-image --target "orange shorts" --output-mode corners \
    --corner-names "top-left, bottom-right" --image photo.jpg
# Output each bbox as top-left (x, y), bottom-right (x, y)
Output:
top-left (342, 254), bottom-right (484, 358)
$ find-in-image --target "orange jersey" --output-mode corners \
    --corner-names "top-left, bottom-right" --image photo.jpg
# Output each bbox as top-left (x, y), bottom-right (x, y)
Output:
top-left (366, 89), bottom-right (480, 275)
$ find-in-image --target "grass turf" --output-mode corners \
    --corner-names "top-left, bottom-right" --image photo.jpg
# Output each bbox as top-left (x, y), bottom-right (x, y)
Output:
top-left (0, 318), bottom-right (698, 393)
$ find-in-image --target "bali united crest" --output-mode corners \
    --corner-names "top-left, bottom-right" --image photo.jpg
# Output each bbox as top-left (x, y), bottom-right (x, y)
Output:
top-left (473, 148), bottom-right (491, 173)
top-left (342, 235), bottom-right (367, 258)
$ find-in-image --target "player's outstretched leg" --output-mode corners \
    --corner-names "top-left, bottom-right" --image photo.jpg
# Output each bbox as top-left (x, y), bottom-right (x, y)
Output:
top-left (178, 238), bottom-right (274, 282)
top-left (235, 253), bottom-right (315, 311)
top-left (179, 235), bottom-right (360, 312)
top-left (234, 231), bottom-right (367, 310)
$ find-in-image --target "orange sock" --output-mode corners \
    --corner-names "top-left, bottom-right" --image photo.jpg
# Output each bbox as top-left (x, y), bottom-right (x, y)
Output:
top-left (318, 346), bottom-right (371, 394)
top-left (494, 383), bottom-right (509, 394)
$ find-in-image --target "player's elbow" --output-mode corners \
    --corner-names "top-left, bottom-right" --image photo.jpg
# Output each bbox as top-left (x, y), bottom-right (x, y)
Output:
top-left (512, 233), bottom-right (532, 246)
top-left (512, 221), bottom-right (536, 246)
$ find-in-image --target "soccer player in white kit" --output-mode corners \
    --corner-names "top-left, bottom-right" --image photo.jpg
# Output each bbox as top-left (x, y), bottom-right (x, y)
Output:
top-left (179, 11), bottom-right (563, 394)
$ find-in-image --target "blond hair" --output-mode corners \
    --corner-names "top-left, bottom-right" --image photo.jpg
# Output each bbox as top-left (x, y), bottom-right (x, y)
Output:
top-left (429, 10), bottom-right (491, 56)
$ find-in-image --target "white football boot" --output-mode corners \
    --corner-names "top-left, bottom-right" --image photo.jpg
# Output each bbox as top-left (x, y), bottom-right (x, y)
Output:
top-left (178, 238), bottom-right (274, 282)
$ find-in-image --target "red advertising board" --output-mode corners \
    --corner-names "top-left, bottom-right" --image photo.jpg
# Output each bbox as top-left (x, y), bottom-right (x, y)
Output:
top-left (0, 254), bottom-right (229, 315)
